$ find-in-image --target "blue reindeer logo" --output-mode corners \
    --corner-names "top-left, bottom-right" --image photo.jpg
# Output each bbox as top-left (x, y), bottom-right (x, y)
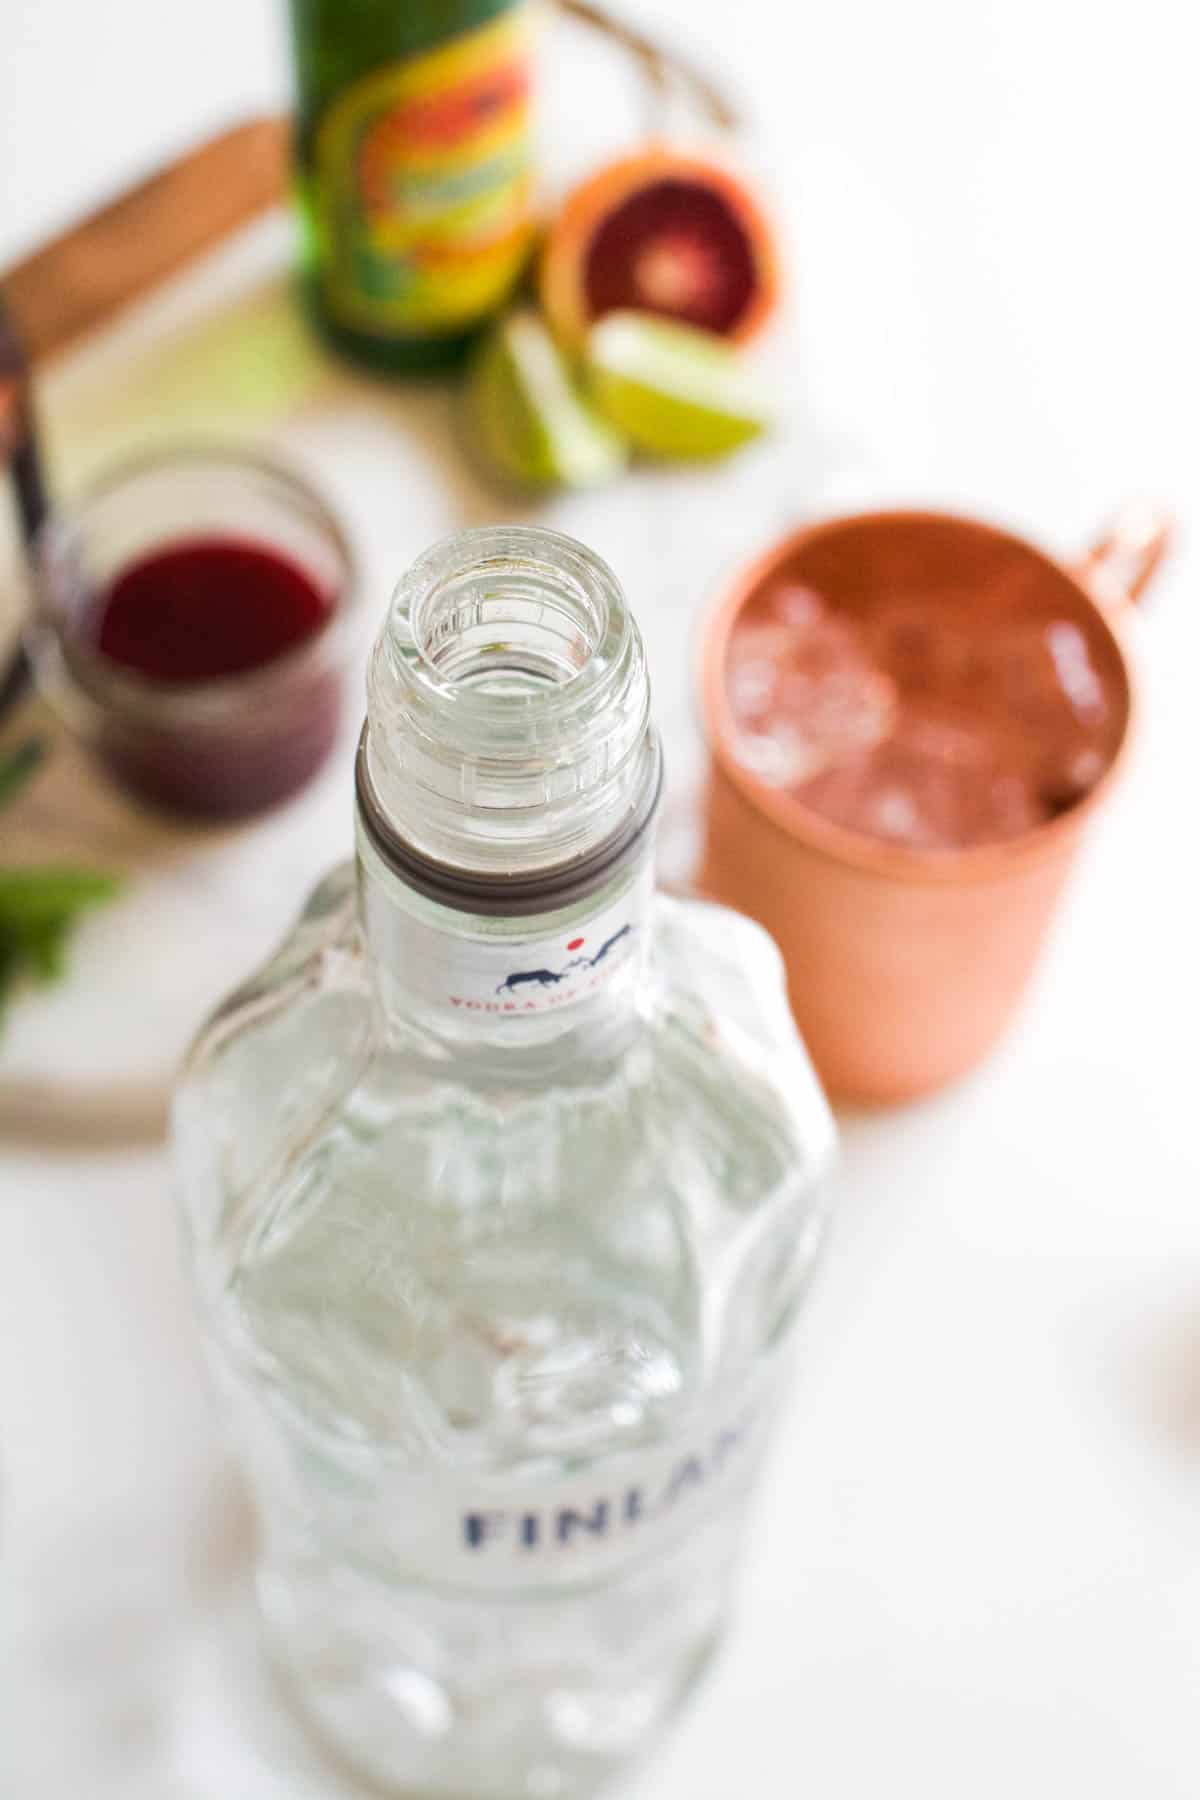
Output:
top-left (495, 924), bottom-right (633, 996)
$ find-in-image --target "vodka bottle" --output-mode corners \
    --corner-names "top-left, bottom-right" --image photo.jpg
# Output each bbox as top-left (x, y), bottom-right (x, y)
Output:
top-left (174, 526), bottom-right (836, 1797)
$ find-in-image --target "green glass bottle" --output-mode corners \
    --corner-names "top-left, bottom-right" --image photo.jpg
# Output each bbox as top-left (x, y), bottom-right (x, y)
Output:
top-left (288, 0), bottom-right (537, 373)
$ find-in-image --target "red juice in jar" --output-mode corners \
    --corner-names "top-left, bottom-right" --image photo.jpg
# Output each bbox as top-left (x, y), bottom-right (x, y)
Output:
top-left (31, 449), bottom-right (357, 823)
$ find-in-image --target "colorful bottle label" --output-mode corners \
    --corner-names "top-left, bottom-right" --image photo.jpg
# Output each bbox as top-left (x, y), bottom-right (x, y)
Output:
top-left (314, 8), bottom-right (537, 338)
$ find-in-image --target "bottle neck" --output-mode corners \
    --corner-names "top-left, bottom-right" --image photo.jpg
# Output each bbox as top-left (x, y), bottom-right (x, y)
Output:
top-left (358, 822), bottom-right (657, 1066)
top-left (355, 524), bottom-right (662, 1072)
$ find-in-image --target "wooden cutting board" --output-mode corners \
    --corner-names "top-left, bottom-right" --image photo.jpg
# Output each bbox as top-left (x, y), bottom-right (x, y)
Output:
top-left (1, 116), bottom-right (290, 364)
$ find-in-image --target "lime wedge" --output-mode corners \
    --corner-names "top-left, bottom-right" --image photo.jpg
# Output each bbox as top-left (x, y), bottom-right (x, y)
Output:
top-left (584, 311), bottom-right (770, 458)
top-left (463, 308), bottom-right (628, 491)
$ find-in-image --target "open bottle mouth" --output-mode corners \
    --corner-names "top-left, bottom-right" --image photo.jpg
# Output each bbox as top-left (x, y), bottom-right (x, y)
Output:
top-left (361, 527), bottom-right (661, 894)
top-left (409, 536), bottom-right (609, 691)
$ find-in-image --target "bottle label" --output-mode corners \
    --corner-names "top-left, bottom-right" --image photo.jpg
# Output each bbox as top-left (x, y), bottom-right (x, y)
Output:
top-left (454, 1401), bottom-right (771, 1587)
top-left (313, 8), bottom-right (536, 337)
top-left (364, 876), bottom-right (646, 1016)
top-left (284, 1380), bottom-right (783, 1595)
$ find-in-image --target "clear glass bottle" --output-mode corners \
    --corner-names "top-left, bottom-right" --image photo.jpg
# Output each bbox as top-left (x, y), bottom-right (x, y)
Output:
top-left (174, 526), bottom-right (836, 1798)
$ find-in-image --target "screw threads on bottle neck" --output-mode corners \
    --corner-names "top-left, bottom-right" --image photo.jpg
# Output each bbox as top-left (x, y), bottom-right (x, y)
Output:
top-left (360, 527), bottom-right (661, 905)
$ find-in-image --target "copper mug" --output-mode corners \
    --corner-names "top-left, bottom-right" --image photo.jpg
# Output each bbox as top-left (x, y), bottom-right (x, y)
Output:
top-left (698, 507), bottom-right (1169, 1105)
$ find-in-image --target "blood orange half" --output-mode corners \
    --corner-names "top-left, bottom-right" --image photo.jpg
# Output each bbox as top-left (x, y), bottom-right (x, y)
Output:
top-left (540, 145), bottom-right (780, 354)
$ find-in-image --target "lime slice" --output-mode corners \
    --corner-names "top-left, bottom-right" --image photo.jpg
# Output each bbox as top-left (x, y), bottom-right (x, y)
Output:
top-left (584, 310), bottom-right (770, 458)
top-left (463, 308), bottom-right (628, 491)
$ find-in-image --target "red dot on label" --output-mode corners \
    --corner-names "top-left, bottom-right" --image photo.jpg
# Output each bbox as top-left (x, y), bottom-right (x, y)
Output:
top-left (567, 937), bottom-right (584, 951)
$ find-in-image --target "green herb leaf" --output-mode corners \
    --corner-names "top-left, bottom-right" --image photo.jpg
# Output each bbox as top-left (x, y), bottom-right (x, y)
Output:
top-left (0, 865), bottom-right (121, 1022)
top-left (0, 735), bottom-right (123, 1020)
top-left (0, 867), bottom-right (121, 923)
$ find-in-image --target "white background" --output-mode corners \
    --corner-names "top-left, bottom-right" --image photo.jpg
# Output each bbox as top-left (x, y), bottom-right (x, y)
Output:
top-left (2, 3), bottom-right (1199, 1798)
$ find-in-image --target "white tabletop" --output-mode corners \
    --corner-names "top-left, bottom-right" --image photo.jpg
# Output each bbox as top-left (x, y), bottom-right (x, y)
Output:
top-left (2, 4), bottom-right (1199, 1797)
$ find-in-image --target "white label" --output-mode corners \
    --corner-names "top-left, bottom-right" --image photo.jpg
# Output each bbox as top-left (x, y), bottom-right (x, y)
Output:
top-left (287, 1382), bottom-right (780, 1595)
top-left (365, 869), bottom-right (650, 1016)
top-left (451, 1400), bottom-right (769, 1582)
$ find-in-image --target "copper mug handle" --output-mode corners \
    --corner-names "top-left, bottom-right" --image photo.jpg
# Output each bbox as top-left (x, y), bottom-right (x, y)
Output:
top-left (1074, 503), bottom-right (1172, 619)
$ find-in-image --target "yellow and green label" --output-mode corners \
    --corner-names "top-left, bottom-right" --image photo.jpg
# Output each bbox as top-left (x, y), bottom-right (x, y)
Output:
top-left (314, 9), bottom-right (537, 337)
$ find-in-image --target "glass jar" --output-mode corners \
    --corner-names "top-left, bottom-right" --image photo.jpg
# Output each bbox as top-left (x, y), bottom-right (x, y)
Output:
top-left (28, 445), bottom-right (358, 820)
